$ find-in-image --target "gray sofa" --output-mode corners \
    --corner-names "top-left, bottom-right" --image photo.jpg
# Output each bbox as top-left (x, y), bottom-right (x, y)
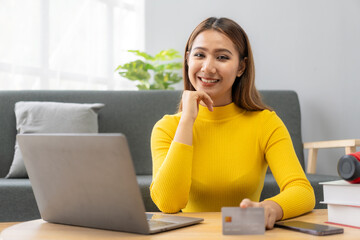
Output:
top-left (0, 90), bottom-right (339, 222)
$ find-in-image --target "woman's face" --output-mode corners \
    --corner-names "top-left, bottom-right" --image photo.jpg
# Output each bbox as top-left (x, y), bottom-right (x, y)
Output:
top-left (187, 30), bottom-right (244, 106)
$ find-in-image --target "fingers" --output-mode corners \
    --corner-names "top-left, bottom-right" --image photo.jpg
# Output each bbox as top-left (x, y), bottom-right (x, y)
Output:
top-left (183, 90), bottom-right (213, 107)
top-left (240, 198), bottom-right (259, 208)
top-left (262, 200), bottom-right (283, 230)
top-left (181, 90), bottom-right (213, 122)
top-left (197, 92), bottom-right (213, 112)
top-left (264, 206), bottom-right (277, 229)
top-left (239, 199), bottom-right (278, 230)
top-left (265, 209), bottom-right (276, 229)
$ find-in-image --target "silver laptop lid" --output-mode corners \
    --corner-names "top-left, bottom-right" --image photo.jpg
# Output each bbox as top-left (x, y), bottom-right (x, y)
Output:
top-left (17, 133), bottom-right (150, 234)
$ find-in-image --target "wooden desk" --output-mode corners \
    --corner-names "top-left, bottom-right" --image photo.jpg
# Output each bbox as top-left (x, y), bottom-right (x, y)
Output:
top-left (0, 210), bottom-right (358, 240)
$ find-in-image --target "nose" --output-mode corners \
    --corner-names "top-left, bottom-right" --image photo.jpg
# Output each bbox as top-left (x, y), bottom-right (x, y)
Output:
top-left (201, 58), bottom-right (216, 74)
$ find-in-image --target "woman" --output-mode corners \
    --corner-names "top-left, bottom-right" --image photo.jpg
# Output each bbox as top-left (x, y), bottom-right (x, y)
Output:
top-left (150, 17), bottom-right (315, 229)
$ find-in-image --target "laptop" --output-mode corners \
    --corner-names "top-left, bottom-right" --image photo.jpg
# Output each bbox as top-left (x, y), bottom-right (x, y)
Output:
top-left (17, 133), bottom-right (203, 234)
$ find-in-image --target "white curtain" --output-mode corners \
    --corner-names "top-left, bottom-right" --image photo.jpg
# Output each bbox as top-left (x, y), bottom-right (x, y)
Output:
top-left (0, 0), bottom-right (144, 90)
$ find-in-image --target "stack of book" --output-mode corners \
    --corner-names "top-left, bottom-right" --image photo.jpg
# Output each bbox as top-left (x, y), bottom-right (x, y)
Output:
top-left (320, 180), bottom-right (360, 228)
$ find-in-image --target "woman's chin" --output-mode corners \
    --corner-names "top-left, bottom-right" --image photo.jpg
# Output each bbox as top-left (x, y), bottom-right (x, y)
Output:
top-left (195, 86), bottom-right (214, 96)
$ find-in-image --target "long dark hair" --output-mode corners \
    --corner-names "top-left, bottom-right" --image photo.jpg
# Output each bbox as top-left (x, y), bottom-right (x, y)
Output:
top-left (179, 17), bottom-right (270, 111)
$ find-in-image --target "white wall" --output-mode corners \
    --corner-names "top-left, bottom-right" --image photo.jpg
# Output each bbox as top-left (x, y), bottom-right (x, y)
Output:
top-left (145, 0), bottom-right (360, 176)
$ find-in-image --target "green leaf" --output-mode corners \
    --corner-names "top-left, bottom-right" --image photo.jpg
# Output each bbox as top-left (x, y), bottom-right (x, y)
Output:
top-left (114, 65), bottom-right (123, 71)
top-left (117, 61), bottom-right (154, 71)
top-left (154, 62), bottom-right (182, 72)
top-left (128, 50), bottom-right (155, 61)
top-left (149, 84), bottom-right (160, 90)
top-left (154, 73), bottom-right (164, 84)
top-left (166, 62), bottom-right (183, 70)
top-left (154, 49), bottom-right (182, 61)
top-left (145, 63), bottom-right (156, 70)
top-left (136, 84), bottom-right (150, 90)
top-left (166, 72), bottom-right (182, 84)
top-left (116, 60), bottom-right (151, 81)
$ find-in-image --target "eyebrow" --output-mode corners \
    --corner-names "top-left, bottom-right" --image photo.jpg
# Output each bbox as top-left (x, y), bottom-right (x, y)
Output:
top-left (192, 47), bottom-right (233, 56)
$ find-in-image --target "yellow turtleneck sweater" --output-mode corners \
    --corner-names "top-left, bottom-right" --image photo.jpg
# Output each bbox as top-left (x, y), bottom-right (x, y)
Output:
top-left (150, 103), bottom-right (315, 219)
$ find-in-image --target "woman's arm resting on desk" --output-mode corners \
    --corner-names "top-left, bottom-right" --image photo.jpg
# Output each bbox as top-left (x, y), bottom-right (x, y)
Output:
top-left (150, 123), bottom-right (193, 213)
top-left (260, 112), bottom-right (315, 220)
top-left (150, 91), bottom-right (213, 213)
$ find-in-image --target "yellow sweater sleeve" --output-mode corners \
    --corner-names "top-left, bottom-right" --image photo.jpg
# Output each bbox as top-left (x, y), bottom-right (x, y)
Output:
top-left (150, 115), bottom-right (192, 213)
top-left (261, 112), bottom-right (315, 219)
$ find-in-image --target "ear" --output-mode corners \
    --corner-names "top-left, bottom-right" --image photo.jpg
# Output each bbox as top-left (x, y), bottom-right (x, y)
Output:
top-left (237, 57), bottom-right (247, 77)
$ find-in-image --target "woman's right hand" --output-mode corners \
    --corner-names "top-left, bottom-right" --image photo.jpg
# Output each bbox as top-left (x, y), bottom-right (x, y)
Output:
top-left (173, 91), bottom-right (213, 146)
top-left (181, 90), bottom-right (214, 123)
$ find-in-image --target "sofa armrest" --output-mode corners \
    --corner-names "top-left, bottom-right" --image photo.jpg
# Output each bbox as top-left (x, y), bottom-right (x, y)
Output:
top-left (304, 139), bottom-right (360, 174)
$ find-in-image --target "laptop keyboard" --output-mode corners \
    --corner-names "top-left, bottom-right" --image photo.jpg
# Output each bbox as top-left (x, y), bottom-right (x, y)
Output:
top-left (148, 219), bottom-right (175, 229)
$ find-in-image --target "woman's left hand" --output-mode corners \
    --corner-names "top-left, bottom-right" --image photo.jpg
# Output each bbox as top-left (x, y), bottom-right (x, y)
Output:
top-left (239, 198), bottom-right (283, 229)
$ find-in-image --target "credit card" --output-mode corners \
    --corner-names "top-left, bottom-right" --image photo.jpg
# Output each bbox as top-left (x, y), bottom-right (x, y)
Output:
top-left (222, 207), bottom-right (265, 235)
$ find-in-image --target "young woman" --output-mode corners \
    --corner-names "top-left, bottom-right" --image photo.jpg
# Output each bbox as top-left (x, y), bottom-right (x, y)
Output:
top-left (150, 17), bottom-right (315, 229)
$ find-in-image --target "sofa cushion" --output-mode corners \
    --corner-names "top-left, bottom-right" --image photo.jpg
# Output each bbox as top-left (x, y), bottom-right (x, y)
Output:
top-left (6, 101), bottom-right (104, 178)
top-left (0, 178), bottom-right (40, 221)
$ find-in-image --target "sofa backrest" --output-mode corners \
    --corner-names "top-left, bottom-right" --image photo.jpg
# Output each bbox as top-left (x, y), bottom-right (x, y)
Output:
top-left (0, 90), bottom-right (304, 178)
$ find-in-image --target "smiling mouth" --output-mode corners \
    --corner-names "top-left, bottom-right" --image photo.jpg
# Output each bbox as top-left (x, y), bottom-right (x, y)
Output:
top-left (198, 77), bottom-right (220, 83)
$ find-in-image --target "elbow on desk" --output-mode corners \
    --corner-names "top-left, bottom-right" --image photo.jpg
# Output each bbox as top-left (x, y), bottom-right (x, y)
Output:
top-left (151, 194), bottom-right (186, 214)
top-left (150, 186), bottom-right (187, 213)
top-left (280, 185), bottom-right (316, 220)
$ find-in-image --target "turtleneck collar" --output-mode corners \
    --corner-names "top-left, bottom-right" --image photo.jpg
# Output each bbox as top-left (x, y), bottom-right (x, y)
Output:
top-left (197, 102), bottom-right (245, 121)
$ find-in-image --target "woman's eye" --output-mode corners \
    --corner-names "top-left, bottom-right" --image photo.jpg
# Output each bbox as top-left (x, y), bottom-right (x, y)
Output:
top-left (193, 53), bottom-right (204, 58)
top-left (217, 55), bottom-right (230, 60)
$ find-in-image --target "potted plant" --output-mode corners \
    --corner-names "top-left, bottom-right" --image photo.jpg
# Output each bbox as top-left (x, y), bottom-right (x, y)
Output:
top-left (115, 49), bottom-right (183, 90)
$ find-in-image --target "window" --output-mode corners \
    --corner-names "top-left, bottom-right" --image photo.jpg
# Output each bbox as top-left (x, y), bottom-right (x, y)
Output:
top-left (0, 0), bottom-right (144, 90)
